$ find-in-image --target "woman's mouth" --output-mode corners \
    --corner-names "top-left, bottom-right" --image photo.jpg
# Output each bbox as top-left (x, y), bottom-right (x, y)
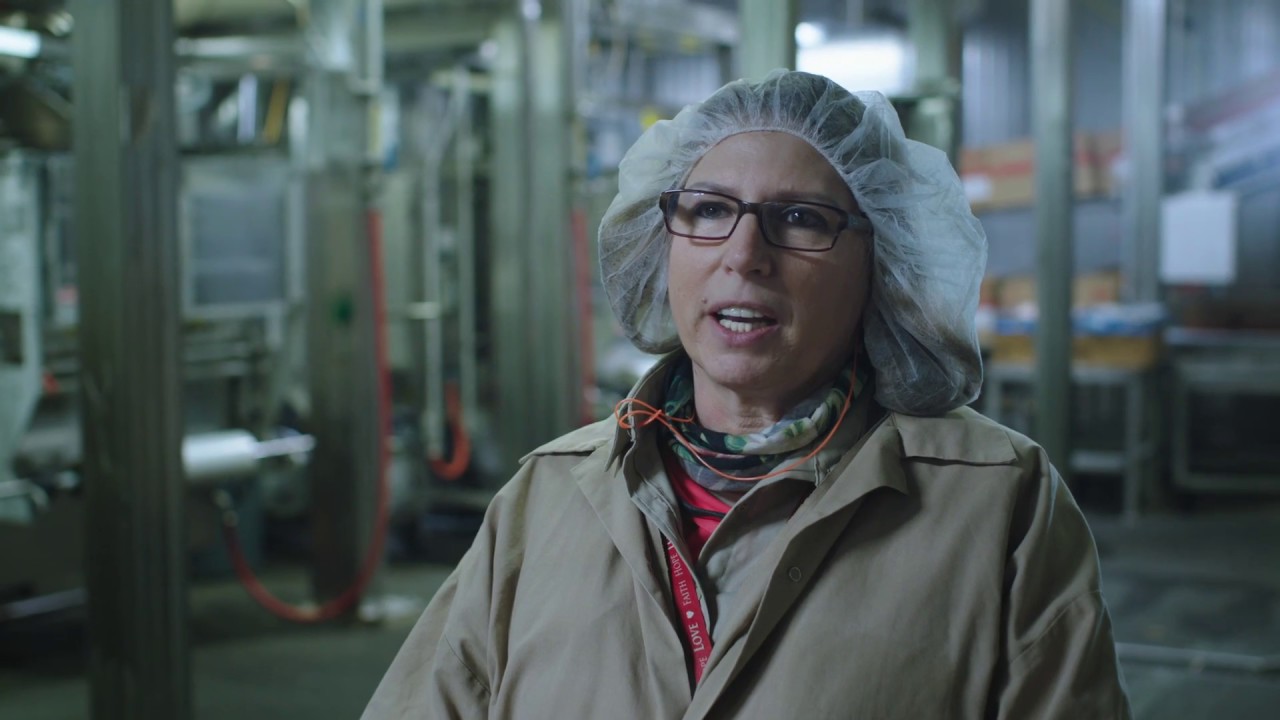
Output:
top-left (714, 307), bottom-right (778, 334)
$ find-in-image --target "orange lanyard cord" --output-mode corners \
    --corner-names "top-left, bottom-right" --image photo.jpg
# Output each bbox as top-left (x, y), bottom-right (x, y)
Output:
top-left (614, 359), bottom-right (858, 484)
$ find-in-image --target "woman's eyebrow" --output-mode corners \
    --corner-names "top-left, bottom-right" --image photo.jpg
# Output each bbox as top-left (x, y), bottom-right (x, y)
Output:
top-left (684, 182), bottom-right (848, 208)
top-left (683, 181), bottom-right (738, 195)
top-left (769, 190), bottom-right (849, 208)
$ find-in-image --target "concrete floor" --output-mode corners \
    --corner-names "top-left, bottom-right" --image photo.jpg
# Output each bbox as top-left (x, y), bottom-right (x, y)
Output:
top-left (2, 510), bottom-right (1279, 719)
top-left (1091, 511), bottom-right (1280, 719)
top-left (0, 563), bottom-right (452, 720)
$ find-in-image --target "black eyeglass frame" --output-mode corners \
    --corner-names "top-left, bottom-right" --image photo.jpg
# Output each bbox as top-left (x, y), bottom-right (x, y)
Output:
top-left (658, 188), bottom-right (873, 252)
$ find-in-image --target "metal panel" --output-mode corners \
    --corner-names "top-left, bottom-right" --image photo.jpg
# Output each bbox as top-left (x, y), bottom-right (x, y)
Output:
top-left (962, 1), bottom-right (1031, 146)
top-left (981, 200), bottom-right (1123, 277)
top-left (1169, 0), bottom-right (1280, 107)
top-left (962, 0), bottom-right (1123, 146)
top-left (69, 0), bottom-right (190, 716)
top-left (1073, 1), bottom-right (1124, 134)
top-left (180, 158), bottom-right (294, 317)
top-left (0, 154), bottom-right (42, 523)
top-left (650, 54), bottom-right (725, 110)
top-left (1031, 0), bottom-right (1075, 473)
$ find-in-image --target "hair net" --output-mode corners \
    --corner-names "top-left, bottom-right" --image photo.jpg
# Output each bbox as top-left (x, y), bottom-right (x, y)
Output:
top-left (597, 69), bottom-right (987, 416)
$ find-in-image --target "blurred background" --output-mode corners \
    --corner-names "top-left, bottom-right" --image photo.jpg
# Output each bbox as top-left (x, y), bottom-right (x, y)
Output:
top-left (0, 0), bottom-right (1278, 717)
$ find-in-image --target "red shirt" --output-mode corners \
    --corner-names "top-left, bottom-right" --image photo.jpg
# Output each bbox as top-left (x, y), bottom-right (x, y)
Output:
top-left (661, 446), bottom-right (733, 558)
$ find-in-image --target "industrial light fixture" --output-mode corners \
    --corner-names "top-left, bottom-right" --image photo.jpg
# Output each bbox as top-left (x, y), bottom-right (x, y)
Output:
top-left (797, 30), bottom-right (913, 97)
top-left (0, 26), bottom-right (41, 59)
top-left (794, 22), bottom-right (827, 49)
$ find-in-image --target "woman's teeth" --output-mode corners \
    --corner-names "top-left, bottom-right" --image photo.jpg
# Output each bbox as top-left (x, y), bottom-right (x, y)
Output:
top-left (719, 318), bottom-right (762, 333)
top-left (716, 308), bottom-right (772, 333)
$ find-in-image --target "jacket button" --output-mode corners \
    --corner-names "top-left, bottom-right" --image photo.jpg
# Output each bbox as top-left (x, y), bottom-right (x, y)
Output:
top-left (787, 566), bottom-right (803, 582)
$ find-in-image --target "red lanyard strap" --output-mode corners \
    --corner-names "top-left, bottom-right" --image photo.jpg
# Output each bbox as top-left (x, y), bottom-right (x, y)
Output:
top-left (665, 538), bottom-right (713, 683)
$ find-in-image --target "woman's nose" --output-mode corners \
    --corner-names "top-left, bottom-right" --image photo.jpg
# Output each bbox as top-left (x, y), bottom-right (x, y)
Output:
top-left (721, 212), bottom-right (774, 276)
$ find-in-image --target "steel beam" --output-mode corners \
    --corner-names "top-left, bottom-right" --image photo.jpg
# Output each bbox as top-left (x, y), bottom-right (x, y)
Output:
top-left (739, 0), bottom-right (798, 80)
top-left (1030, 0), bottom-right (1074, 474)
top-left (70, 0), bottom-right (190, 717)
top-left (1122, 0), bottom-right (1167, 303)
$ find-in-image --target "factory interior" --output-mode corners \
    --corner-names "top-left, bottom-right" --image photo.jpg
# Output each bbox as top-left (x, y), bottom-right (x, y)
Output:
top-left (1, 0), bottom-right (1279, 717)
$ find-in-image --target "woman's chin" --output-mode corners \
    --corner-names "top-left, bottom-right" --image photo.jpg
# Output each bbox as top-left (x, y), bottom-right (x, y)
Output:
top-left (694, 358), bottom-right (788, 397)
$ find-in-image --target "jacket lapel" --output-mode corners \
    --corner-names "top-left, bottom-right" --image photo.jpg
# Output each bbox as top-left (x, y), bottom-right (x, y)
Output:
top-left (574, 441), bottom-right (699, 707)
top-left (574, 444), bottom-right (670, 617)
top-left (683, 418), bottom-right (911, 720)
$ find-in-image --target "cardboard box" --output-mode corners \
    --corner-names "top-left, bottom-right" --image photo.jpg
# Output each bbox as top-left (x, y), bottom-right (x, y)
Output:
top-left (991, 334), bottom-right (1163, 370)
top-left (993, 270), bottom-right (1122, 312)
top-left (1092, 130), bottom-right (1123, 197)
top-left (961, 134), bottom-right (1101, 212)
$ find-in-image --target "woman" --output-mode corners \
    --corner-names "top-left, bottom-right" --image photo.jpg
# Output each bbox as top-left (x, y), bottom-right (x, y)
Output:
top-left (364, 70), bottom-right (1131, 719)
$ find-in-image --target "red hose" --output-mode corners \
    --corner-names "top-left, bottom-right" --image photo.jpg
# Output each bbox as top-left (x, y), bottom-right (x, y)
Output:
top-left (220, 208), bottom-right (393, 623)
top-left (428, 382), bottom-right (471, 482)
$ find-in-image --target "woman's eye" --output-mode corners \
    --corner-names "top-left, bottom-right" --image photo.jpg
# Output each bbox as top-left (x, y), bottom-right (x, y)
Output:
top-left (782, 206), bottom-right (829, 229)
top-left (693, 202), bottom-right (733, 219)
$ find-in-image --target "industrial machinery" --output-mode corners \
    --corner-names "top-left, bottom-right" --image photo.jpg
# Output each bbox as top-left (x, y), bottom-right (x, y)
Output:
top-left (0, 142), bottom-right (329, 614)
top-left (0, 1), bottom-right (439, 621)
top-left (0, 0), bottom-right (744, 625)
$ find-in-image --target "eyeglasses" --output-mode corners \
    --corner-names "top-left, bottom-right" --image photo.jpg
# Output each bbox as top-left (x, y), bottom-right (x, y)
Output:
top-left (658, 189), bottom-right (871, 252)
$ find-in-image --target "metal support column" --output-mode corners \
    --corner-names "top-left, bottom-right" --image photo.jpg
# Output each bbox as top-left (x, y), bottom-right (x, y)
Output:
top-left (1030, 0), bottom-right (1074, 473)
top-left (1122, 0), bottom-right (1167, 303)
top-left (529, 14), bottom-right (577, 445)
top-left (907, 0), bottom-right (963, 163)
top-left (738, 0), bottom-right (798, 80)
top-left (452, 68), bottom-right (481, 432)
top-left (70, 0), bottom-right (190, 717)
top-left (490, 18), bottom-right (533, 474)
top-left (304, 0), bottom-right (384, 614)
top-left (489, 5), bottom-right (578, 475)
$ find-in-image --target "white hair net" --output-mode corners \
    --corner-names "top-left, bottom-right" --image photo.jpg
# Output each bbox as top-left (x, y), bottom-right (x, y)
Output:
top-left (598, 70), bottom-right (987, 416)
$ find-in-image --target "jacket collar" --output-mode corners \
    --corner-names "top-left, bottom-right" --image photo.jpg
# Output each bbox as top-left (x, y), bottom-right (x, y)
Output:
top-left (606, 352), bottom-right (678, 470)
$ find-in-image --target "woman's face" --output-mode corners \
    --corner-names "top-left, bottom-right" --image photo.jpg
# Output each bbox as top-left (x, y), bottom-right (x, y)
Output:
top-left (667, 131), bottom-right (872, 417)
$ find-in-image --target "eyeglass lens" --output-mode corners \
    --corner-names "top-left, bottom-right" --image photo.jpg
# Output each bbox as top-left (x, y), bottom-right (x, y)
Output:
top-left (663, 191), bottom-right (846, 250)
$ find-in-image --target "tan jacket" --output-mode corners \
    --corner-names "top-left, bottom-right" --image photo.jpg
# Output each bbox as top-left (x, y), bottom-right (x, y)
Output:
top-left (363, 405), bottom-right (1132, 719)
